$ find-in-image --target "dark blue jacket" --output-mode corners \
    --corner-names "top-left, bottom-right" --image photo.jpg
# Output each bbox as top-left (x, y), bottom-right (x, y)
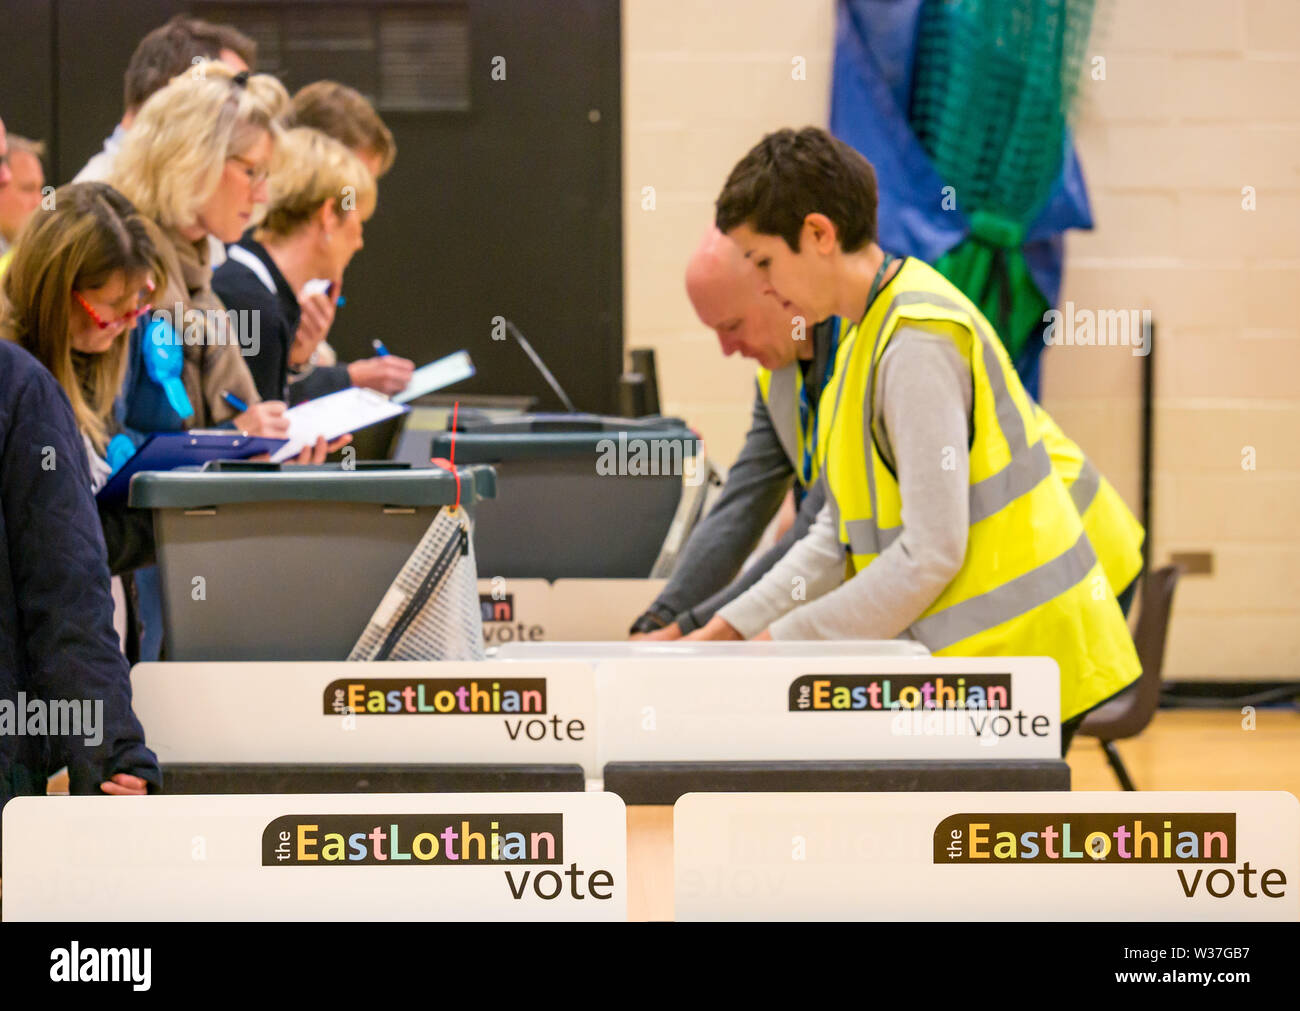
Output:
top-left (0, 341), bottom-right (161, 854)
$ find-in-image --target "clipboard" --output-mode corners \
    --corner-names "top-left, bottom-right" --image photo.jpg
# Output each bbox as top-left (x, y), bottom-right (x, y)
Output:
top-left (392, 350), bottom-right (475, 404)
top-left (96, 431), bottom-right (289, 506)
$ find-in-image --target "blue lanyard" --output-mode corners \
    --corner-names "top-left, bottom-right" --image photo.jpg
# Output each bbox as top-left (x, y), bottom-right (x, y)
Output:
top-left (799, 319), bottom-right (841, 485)
top-left (800, 253), bottom-right (896, 485)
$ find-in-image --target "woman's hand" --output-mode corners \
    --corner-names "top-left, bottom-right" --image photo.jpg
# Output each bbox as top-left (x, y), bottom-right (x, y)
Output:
top-left (233, 400), bottom-right (290, 439)
top-left (290, 291), bottom-right (338, 365)
top-left (348, 355), bottom-right (415, 396)
top-left (100, 772), bottom-right (149, 796)
top-left (683, 615), bottom-right (743, 641)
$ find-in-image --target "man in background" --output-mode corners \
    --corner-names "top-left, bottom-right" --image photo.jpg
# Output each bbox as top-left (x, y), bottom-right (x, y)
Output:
top-left (630, 227), bottom-right (840, 639)
top-left (73, 14), bottom-right (256, 183)
top-left (0, 135), bottom-right (44, 256)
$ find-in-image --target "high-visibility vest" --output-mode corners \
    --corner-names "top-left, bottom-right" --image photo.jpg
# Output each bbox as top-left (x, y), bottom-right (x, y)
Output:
top-left (756, 318), bottom-right (847, 487)
top-left (1033, 404), bottom-right (1145, 597)
top-left (0, 247), bottom-right (12, 279)
top-left (817, 257), bottom-right (1140, 721)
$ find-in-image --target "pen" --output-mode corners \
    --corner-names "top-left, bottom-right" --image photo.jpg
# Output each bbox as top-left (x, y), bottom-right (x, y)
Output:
top-left (372, 339), bottom-right (389, 357)
top-left (221, 390), bottom-right (249, 413)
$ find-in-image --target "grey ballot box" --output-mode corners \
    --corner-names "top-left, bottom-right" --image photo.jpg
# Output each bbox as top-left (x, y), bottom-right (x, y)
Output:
top-left (428, 413), bottom-right (701, 579)
top-left (129, 462), bottom-right (496, 661)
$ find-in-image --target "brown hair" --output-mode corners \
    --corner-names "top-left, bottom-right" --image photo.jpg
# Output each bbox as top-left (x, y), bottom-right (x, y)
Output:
top-left (715, 127), bottom-right (878, 253)
top-left (124, 15), bottom-right (257, 113)
top-left (284, 81), bottom-right (396, 176)
top-left (0, 183), bottom-right (164, 451)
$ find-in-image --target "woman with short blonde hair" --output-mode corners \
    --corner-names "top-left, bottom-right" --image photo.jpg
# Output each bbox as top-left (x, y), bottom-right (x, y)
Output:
top-left (110, 60), bottom-right (291, 436)
top-left (213, 127), bottom-right (412, 403)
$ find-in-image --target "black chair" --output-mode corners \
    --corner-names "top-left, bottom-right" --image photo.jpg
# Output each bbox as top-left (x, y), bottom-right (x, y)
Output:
top-left (1078, 565), bottom-right (1180, 790)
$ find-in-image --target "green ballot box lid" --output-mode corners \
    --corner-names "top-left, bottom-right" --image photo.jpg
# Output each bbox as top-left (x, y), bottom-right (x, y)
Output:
top-left (128, 462), bottom-right (496, 509)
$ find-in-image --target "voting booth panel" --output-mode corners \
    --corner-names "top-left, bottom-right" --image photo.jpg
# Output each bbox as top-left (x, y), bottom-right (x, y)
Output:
top-left (130, 660), bottom-right (598, 786)
top-left (434, 414), bottom-right (698, 579)
top-left (478, 578), bottom-right (668, 645)
top-left (595, 656), bottom-right (1069, 802)
top-left (673, 792), bottom-right (1300, 921)
top-left (2, 793), bottom-right (627, 921)
top-left (132, 464), bottom-right (495, 662)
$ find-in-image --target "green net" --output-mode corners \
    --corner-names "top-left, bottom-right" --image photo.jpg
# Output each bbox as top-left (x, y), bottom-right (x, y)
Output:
top-left (909, 0), bottom-right (1097, 358)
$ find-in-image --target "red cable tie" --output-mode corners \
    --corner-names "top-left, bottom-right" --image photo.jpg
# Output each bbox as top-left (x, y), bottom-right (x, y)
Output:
top-left (430, 400), bottom-right (462, 511)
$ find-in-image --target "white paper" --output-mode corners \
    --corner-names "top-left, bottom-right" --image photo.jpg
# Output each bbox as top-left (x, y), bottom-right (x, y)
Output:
top-left (270, 387), bottom-right (407, 461)
top-left (393, 350), bottom-right (476, 404)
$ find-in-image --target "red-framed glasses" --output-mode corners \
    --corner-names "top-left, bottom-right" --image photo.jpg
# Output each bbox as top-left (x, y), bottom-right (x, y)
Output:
top-left (72, 277), bottom-right (155, 330)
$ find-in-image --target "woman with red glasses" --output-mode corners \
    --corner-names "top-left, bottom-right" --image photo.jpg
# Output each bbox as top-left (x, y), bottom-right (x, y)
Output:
top-left (0, 182), bottom-right (167, 573)
top-left (0, 181), bottom-right (161, 833)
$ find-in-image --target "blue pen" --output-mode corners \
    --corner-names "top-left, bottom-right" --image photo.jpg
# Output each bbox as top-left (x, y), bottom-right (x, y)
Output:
top-left (221, 390), bottom-right (249, 413)
top-left (372, 339), bottom-right (389, 356)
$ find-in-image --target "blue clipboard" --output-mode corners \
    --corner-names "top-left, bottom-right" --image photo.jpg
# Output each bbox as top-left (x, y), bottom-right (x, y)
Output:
top-left (96, 431), bottom-right (289, 506)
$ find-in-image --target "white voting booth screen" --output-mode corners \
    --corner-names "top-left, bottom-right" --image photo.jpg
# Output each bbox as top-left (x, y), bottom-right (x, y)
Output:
top-left (130, 660), bottom-right (597, 774)
top-left (673, 791), bottom-right (1300, 921)
top-left (477, 579), bottom-right (667, 645)
top-left (594, 656), bottom-right (1062, 766)
top-left (2, 793), bottom-right (626, 921)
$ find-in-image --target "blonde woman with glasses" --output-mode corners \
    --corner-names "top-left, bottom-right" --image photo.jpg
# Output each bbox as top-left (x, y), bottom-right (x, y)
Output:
top-left (110, 60), bottom-right (342, 459)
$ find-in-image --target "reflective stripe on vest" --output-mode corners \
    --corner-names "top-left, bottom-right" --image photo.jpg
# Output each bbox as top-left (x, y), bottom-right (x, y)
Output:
top-left (819, 258), bottom-right (1140, 720)
top-left (1035, 404), bottom-right (1145, 596)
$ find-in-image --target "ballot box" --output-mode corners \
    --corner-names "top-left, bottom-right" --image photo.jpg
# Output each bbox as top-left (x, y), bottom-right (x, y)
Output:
top-left (130, 462), bottom-right (495, 661)
top-left (430, 413), bottom-right (701, 579)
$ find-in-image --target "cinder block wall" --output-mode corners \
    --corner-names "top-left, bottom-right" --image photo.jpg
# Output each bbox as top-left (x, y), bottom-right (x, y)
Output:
top-left (622, 0), bottom-right (1300, 680)
top-left (1046, 0), bottom-right (1300, 681)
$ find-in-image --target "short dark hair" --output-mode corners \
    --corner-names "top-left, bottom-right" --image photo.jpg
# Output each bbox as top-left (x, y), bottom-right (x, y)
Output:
top-left (715, 127), bottom-right (878, 253)
top-left (124, 15), bottom-right (257, 112)
top-left (283, 81), bottom-right (397, 176)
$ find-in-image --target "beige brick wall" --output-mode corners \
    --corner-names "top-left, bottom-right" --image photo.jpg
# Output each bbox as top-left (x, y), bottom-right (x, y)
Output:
top-left (623, 0), bottom-right (1300, 681)
top-left (622, 0), bottom-right (836, 465)
top-left (1044, 0), bottom-right (1300, 680)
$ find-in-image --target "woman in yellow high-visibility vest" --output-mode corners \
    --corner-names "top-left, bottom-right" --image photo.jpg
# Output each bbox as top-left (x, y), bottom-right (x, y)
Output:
top-left (689, 127), bottom-right (1140, 754)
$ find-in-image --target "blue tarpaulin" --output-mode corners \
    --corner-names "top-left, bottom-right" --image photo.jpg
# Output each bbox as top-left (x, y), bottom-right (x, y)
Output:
top-left (829, 0), bottom-right (1093, 396)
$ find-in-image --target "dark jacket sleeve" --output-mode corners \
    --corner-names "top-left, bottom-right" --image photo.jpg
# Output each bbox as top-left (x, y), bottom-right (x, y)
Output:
top-left (638, 383), bottom-right (795, 630)
top-left (288, 363), bottom-right (353, 405)
top-left (212, 264), bottom-right (290, 404)
top-left (97, 499), bottom-right (156, 576)
top-left (3, 369), bottom-right (161, 793)
top-left (683, 478), bottom-right (825, 629)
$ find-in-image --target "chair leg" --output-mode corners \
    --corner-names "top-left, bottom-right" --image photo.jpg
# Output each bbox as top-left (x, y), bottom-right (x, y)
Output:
top-left (1102, 740), bottom-right (1137, 791)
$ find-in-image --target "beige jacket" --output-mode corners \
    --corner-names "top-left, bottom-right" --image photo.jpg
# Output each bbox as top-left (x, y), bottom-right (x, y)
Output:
top-left (154, 226), bottom-right (261, 428)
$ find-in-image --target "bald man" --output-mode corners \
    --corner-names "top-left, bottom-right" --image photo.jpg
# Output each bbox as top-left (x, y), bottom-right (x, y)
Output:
top-left (630, 228), bottom-right (844, 638)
